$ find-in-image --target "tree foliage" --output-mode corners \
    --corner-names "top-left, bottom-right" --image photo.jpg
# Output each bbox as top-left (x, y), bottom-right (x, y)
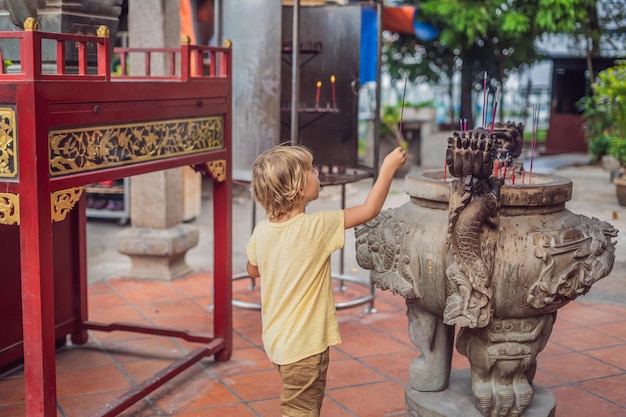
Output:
top-left (384, 0), bottom-right (624, 127)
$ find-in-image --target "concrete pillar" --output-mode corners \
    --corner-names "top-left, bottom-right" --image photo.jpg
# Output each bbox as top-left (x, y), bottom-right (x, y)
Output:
top-left (116, 0), bottom-right (199, 280)
top-left (223, 0), bottom-right (281, 170)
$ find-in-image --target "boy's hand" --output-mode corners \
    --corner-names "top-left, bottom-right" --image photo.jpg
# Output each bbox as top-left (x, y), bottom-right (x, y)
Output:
top-left (382, 146), bottom-right (407, 173)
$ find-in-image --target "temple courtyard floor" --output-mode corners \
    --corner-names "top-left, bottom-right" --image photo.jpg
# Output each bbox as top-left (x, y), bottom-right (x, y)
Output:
top-left (2, 142), bottom-right (626, 416)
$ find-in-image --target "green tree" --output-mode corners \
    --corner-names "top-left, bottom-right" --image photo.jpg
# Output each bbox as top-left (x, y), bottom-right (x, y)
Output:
top-left (385, 0), bottom-right (618, 128)
top-left (382, 32), bottom-right (460, 125)
top-left (536, 0), bottom-right (626, 83)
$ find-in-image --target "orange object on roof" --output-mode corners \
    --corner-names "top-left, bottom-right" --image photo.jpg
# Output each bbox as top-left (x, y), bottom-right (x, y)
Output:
top-left (383, 6), bottom-right (417, 35)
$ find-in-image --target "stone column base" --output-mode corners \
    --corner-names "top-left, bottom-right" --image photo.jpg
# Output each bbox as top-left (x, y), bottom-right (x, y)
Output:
top-left (406, 369), bottom-right (556, 417)
top-left (116, 224), bottom-right (199, 280)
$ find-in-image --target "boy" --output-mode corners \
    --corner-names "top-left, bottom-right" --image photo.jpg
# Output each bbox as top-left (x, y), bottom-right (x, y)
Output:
top-left (246, 144), bottom-right (406, 417)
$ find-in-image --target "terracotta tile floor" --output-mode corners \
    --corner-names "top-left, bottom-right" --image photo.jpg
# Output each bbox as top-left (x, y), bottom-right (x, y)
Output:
top-left (2, 271), bottom-right (626, 417)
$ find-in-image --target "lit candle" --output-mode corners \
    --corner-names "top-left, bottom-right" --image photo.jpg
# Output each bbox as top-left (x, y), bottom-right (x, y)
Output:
top-left (330, 75), bottom-right (336, 108)
top-left (315, 81), bottom-right (321, 109)
top-left (511, 170), bottom-right (515, 185)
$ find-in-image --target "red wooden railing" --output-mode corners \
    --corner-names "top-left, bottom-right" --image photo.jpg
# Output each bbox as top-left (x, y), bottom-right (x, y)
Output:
top-left (114, 42), bottom-right (230, 79)
top-left (0, 25), bottom-right (230, 81)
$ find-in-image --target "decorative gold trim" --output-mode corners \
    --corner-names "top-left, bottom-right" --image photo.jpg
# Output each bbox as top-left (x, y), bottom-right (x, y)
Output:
top-left (223, 39), bottom-right (232, 48)
top-left (96, 25), bottom-right (110, 37)
top-left (0, 192), bottom-right (19, 225)
top-left (181, 35), bottom-right (191, 45)
top-left (0, 108), bottom-right (17, 178)
top-left (206, 159), bottom-right (226, 182)
top-left (50, 187), bottom-right (84, 223)
top-left (49, 116), bottom-right (224, 176)
top-left (23, 17), bottom-right (39, 31)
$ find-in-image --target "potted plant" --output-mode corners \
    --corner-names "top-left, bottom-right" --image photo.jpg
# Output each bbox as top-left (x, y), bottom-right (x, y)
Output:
top-left (611, 135), bottom-right (626, 206)
top-left (403, 99), bottom-right (437, 122)
top-left (580, 60), bottom-right (626, 204)
top-left (578, 95), bottom-right (613, 163)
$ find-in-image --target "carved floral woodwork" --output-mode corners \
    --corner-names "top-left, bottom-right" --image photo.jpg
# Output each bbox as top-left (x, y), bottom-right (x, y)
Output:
top-left (49, 116), bottom-right (224, 176)
top-left (0, 107), bottom-right (17, 178)
top-left (0, 108), bottom-right (225, 224)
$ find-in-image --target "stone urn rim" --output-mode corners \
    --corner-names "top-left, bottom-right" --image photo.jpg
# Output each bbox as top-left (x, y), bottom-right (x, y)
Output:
top-left (404, 169), bottom-right (573, 214)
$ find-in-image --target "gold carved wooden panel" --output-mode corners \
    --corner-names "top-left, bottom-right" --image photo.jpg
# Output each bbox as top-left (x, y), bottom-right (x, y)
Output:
top-left (0, 188), bottom-right (85, 225)
top-left (0, 107), bottom-right (17, 179)
top-left (0, 192), bottom-right (19, 225)
top-left (51, 187), bottom-right (84, 223)
top-left (49, 115), bottom-right (224, 176)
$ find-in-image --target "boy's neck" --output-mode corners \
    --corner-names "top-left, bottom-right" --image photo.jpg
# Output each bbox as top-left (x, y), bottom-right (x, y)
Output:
top-left (271, 203), bottom-right (305, 223)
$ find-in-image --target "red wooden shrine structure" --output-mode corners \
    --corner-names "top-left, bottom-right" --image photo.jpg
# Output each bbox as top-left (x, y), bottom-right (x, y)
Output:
top-left (0, 18), bottom-right (232, 417)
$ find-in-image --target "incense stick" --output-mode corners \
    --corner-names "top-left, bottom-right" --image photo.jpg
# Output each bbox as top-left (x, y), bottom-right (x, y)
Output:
top-left (482, 71), bottom-right (488, 128)
top-left (529, 105), bottom-right (540, 183)
top-left (490, 84), bottom-right (501, 133)
top-left (398, 77), bottom-right (408, 147)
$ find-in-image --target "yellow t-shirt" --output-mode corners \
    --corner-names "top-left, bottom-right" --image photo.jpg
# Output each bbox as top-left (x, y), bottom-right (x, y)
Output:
top-left (246, 210), bottom-right (345, 365)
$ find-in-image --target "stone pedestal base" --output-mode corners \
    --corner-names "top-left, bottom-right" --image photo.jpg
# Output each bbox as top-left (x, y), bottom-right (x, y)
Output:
top-left (116, 225), bottom-right (199, 280)
top-left (406, 369), bottom-right (555, 417)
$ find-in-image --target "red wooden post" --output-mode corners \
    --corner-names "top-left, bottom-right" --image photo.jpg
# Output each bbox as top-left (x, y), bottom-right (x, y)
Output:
top-left (19, 20), bottom-right (58, 417)
top-left (168, 51), bottom-right (176, 76)
top-left (56, 40), bottom-right (66, 74)
top-left (120, 50), bottom-right (128, 75)
top-left (97, 25), bottom-right (111, 81)
top-left (144, 51), bottom-right (151, 76)
top-left (71, 195), bottom-right (90, 345)
top-left (220, 41), bottom-right (231, 77)
top-left (209, 50), bottom-right (215, 77)
top-left (212, 163), bottom-right (233, 361)
top-left (180, 35), bottom-right (191, 81)
top-left (21, 21), bottom-right (37, 80)
top-left (195, 49), bottom-right (203, 76)
top-left (78, 41), bottom-right (87, 75)
top-left (213, 42), bottom-right (233, 361)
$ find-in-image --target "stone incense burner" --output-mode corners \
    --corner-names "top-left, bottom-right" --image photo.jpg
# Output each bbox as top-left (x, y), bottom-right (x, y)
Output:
top-left (355, 123), bottom-right (617, 417)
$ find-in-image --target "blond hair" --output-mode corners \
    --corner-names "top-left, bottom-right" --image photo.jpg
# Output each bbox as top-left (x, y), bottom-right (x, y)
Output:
top-left (251, 144), bottom-right (313, 219)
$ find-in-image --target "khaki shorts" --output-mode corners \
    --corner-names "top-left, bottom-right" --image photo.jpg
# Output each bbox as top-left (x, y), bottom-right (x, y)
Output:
top-left (273, 348), bottom-right (330, 417)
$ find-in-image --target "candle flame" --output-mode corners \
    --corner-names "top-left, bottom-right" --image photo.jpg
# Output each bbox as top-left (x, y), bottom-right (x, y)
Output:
top-left (330, 75), bottom-right (335, 83)
top-left (316, 81), bottom-right (322, 87)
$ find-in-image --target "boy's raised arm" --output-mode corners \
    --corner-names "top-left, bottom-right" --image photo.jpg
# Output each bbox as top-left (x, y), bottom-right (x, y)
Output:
top-left (343, 147), bottom-right (406, 229)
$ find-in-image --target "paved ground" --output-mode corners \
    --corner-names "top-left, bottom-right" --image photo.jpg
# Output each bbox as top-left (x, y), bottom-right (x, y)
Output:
top-left (86, 130), bottom-right (626, 305)
top-left (7, 130), bottom-right (618, 417)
